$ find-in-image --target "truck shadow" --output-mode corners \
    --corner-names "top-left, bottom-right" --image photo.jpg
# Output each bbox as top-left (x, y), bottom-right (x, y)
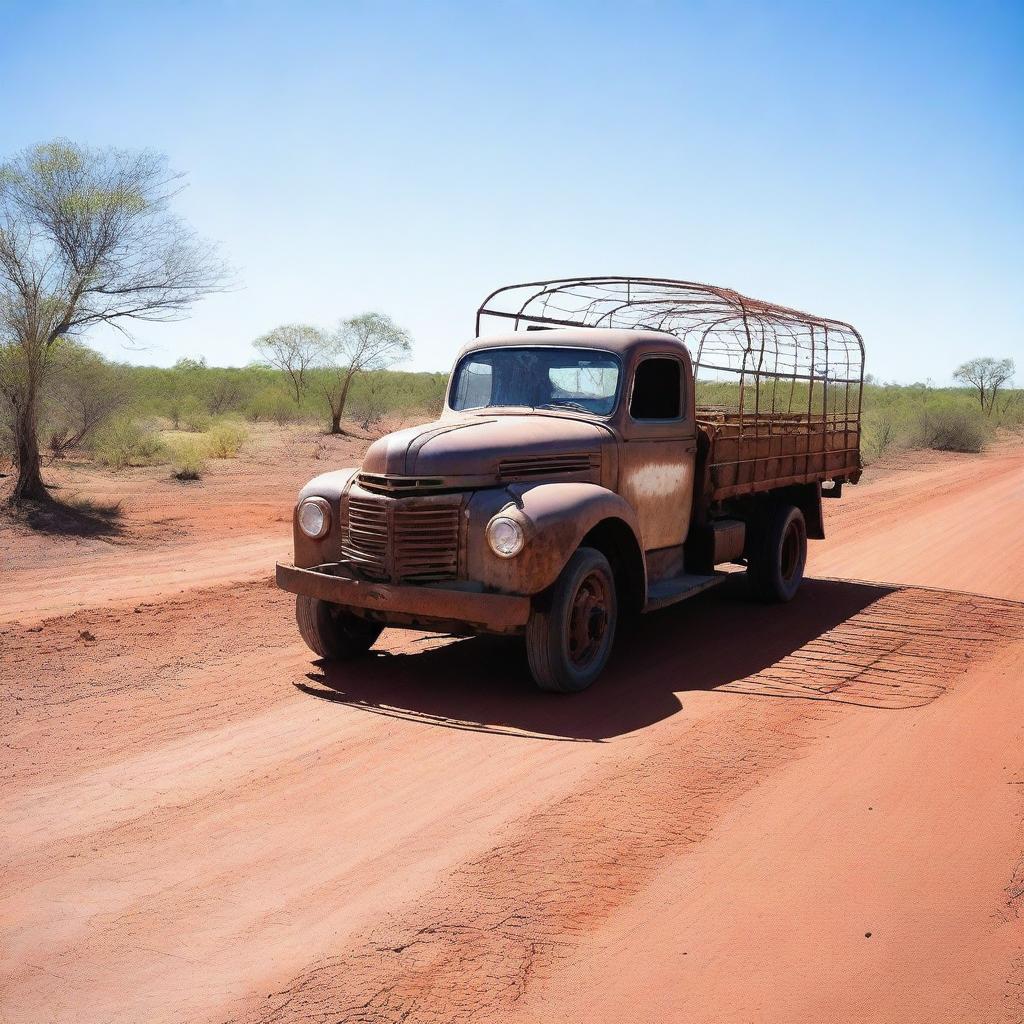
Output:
top-left (297, 575), bottom-right (968, 741)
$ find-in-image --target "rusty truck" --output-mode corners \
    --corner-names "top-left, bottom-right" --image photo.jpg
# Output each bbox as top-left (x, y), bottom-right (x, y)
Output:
top-left (277, 277), bottom-right (864, 692)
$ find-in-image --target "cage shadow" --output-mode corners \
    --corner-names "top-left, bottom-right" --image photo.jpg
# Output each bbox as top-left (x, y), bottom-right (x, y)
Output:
top-left (297, 575), bottom-right (906, 741)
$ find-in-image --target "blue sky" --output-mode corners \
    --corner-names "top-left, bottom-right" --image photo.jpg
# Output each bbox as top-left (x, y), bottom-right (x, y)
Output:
top-left (1, 0), bottom-right (1021, 382)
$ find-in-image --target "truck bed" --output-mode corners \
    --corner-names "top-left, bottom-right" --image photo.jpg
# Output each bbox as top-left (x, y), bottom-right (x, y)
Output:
top-left (697, 409), bottom-right (861, 501)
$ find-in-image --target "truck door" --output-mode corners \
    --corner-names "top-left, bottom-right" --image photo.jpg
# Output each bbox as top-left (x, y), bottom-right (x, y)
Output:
top-left (617, 353), bottom-right (697, 552)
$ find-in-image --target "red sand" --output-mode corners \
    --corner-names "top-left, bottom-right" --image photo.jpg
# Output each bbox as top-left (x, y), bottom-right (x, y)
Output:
top-left (2, 432), bottom-right (1022, 1023)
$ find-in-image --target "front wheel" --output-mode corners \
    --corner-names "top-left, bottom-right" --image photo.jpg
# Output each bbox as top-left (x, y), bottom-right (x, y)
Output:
top-left (747, 504), bottom-right (807, 603)
top-left (295, 595), bottom-right (383, 660)
top-left (526, 547), bottom-right (618, 693)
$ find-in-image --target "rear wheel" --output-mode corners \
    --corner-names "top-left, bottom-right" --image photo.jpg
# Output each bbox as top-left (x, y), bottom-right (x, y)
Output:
top-left (747, 504), bottom-right (807, 603)
top-left (526, 547), bottom-right (617, 693)
top-left (295, 595), bottom-right (383, 659)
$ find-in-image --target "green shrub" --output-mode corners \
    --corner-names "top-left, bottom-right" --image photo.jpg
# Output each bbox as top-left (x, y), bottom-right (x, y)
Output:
top-left (206, 420), bottom-right (249, 458)
top-left (91, 417), bottom-right (166, 468)
top-left (181, 400), bottom-right (211, 433)
top-left (910, 404), bottom-right (989, 453)
top-left (862, 411), bottom-right (903, 463)
top-left (169, 438), bottom-right (208, 480)
top-left (995, 395), bottom-right (1024, 432)
top-left (244, 386), bottom-right (295, 424)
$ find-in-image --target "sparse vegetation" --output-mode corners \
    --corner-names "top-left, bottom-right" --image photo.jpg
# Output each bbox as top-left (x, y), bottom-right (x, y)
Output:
top-left (180, 401), bottom-right (212, 433)
top-left (0, 139), bottom-right (226, 502)
top-left (169, 438), bottom-right (208, 480)
top-left (910, 404), bottom-right (990, 453)
top-left (953, 357), bottom-right (1015, 414)
top-left (311, 312), bottom-right (413, 434)
top-left (3, 333), bottom-right (1020, 485)
top-left (859, 382), bottom-right (1009, 460)
top-left (107, 361), bottom-right (446, 431)
top-left (90, 417), bottom-right (165, 469)
top-left (206, 420), bottom-right (249, 458)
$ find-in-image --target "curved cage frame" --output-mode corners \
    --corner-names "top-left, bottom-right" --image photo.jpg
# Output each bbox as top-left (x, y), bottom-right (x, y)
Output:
top-left (476, 276), bottom-right (864, 435)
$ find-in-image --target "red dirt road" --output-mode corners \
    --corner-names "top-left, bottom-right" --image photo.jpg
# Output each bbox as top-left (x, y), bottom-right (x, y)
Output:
top-left (2, 437), bottom-right (1023, 1023)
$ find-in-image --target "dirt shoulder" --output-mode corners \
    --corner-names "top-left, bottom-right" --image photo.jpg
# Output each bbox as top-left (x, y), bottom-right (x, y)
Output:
top-left (0, 423), bottom-right (368, 624)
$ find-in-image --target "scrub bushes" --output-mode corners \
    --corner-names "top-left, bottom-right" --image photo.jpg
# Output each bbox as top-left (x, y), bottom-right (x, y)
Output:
top-left (90, 417), bottom-right (166, 469)
top-left (206, 420), bottom-right (249, 458)
top-left (910, 404), bottom-right (990, 453)
top-left (169, 438), bottom-right (208, 480)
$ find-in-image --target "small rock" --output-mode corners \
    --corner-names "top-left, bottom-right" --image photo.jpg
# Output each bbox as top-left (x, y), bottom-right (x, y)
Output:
top-left (78, 630), bottom-right (97, 642)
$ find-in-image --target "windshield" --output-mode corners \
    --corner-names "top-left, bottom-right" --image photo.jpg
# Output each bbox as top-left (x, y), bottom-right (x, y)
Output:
top-left (450, 347), bottom-right (621, 416)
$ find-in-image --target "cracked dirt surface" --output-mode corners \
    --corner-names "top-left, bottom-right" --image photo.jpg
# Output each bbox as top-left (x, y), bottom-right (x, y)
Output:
top-left (1, 437), bottom-right (1023, 1023)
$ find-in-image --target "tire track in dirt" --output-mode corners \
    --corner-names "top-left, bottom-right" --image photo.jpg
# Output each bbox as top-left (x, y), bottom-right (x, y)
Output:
top-left (0, 579), bottom-right (299, 787)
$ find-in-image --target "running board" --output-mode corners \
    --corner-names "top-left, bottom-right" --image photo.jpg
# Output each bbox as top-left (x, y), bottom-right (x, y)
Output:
top-left (643, 572), bottom-right (729, 613)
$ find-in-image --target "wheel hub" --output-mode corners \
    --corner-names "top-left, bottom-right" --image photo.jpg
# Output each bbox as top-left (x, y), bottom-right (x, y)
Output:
top-left (568, 572), bottom-right (610, 667)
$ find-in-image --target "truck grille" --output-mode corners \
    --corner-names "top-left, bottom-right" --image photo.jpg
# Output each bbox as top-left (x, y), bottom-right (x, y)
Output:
top-left (357, 473), bottom-right (446, 495)
top-left (342, 495), bottom-right (460, 583)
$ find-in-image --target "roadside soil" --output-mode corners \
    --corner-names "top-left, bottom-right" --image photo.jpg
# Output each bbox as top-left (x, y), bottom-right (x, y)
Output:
top-left (2, 431), bottom-right (1022, 1023)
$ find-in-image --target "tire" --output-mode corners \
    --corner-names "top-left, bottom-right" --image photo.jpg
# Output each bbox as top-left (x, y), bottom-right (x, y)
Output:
top-left (747, 503), bottom-right (807, 603)
top-left (295, 595), bottom-right (383, 660)
top-left (526, 547), bottom-right (618, 693)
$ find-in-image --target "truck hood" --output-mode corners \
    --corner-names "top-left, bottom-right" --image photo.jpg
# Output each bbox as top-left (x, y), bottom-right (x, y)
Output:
top-left (361, 414), bottom-right (610, 480)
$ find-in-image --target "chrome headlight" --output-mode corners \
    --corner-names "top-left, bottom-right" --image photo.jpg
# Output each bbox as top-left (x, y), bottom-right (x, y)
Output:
top-left (486, 515), bottom-right (524, 558)
top-left (297, 497), bottom-right (331, 539)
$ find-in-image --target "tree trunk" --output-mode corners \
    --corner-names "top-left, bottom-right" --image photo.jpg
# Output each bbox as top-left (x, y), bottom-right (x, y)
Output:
top-left (337, 373), bottom-right (354, 422)
top-left (327, 372), bottom-right (356, 435)
top-left (11, 396), bottom-right (48, 502)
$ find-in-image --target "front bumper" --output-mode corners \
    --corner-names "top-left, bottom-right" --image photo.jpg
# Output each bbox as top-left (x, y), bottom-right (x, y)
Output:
top-left (275, 562), bottom-right (531, 632)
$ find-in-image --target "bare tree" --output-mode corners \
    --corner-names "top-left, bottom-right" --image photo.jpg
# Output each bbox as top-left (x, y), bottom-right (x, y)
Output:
top-left (953, 357), bottom-right (1015, 414)
top-left (317, 313), bottom-right (412, 434)
top-left (0, 140), bottom-right (227, 501)
top-left (252, 324), bottom-right (326, 404)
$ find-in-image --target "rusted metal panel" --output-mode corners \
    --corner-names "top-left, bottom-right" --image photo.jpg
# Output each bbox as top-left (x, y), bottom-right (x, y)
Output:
top-left (341, 487), bottom-right (462, 584)
top-left (362, 413), bottom-right (610, 482)
top-left (617, 443), bottom-right (695, 549)
top-left (276, 562), bottom-right (530, 630)
top-left (464, 481), bottom-right (647, 597)
top-left (697, 417), bottom-right (860, 500)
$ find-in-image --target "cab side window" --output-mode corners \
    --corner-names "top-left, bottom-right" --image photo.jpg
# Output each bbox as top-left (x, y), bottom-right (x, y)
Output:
top-left (630, 358), bottom-right (682, 419)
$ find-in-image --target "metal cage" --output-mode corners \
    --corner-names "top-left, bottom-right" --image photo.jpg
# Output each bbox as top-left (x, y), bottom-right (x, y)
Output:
top-left (476, 277), bottom-right (864, 493)
top-left (476, 276), bottom-right (864, 430)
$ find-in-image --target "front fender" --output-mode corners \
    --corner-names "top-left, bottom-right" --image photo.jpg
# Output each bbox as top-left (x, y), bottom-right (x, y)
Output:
top-left (466, 483), bottom-right (644, 595)
top-left (294, 467), bottom-right (359, 567)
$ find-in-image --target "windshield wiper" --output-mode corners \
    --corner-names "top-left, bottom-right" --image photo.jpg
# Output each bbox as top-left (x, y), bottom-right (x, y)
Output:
top-left (537, 400), bottom-right (590, 413)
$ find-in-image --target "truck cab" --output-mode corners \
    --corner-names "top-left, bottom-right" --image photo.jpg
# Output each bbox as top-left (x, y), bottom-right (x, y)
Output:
top-left (277, 278), bottom-right (863, 692)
